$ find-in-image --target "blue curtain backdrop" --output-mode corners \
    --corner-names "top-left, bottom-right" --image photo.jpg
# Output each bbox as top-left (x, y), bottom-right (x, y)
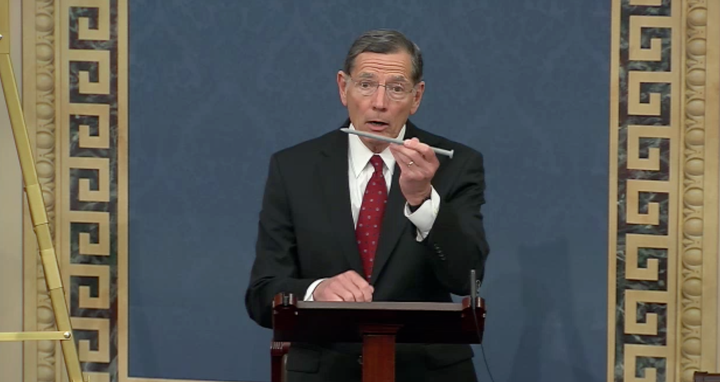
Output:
top-left (128, 1), bottom-right (609, 381)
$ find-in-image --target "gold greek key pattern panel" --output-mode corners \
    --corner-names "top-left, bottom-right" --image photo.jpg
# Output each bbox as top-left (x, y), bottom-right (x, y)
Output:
top-left (68, 50), bottom-right (111, 95)
top-left (71, 0), bottom-right (110, 41)
top-left (626, 290), bottom-right (672, 335)
top-left (627, 125), bottom-right (673, 170)
top-left (69, 211), bottom-right (110, 257)
top-left (625, 344), bottom-right (670, 382)
top-left (609, 0), bottom-right (719, 381)
top-left (627, 71), bottom-right (673, 116)
top-left (631, 0), bottom-right (664, 6)
top-left (70, 264), bottom-right (110, 309)
top-left (609, 0), bottom-right (680, 382)
top-left (629, 16), bottom-right (673, 61)
top-left (71, 317), bottom-right (110, 363)
top-left (58, 0), bottom-right (120, 380)
top-left (68, 158), bottom-right (111, 203)
top-left (625, 234), bottom-right (670, 281)
top-left (626, 180), bottom-right (672, 225)
top-left (70, 103), bottom-right (110, 149)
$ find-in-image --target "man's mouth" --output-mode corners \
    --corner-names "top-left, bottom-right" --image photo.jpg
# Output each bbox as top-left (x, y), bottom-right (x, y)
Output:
top-left (366, 120), bottom-right (389, 132)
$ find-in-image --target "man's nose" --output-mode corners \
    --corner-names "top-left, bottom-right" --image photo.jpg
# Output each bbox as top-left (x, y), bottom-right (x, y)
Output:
top-left (371, 85), bottom-right (388, 110)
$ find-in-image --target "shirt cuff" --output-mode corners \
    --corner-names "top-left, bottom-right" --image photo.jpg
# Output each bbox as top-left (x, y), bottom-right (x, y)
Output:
top-left (404, 187), bottom-right (440, 241)
top-left (303, 279), bottom-right (327, 301)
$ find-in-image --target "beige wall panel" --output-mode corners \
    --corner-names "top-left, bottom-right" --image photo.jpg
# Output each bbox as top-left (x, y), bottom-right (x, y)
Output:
top-left (0, 1), bottom-right (24, 381)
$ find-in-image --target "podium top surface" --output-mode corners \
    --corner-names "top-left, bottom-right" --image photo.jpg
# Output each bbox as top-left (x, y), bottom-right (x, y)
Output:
top-left (297, 301), bottom-right (476, 311)
top-left (273, 296), bottom-right (485, 344)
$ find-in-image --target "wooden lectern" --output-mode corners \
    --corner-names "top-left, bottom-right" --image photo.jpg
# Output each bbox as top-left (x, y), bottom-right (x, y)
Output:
top-left (271, 293), bottom-right (486, 382)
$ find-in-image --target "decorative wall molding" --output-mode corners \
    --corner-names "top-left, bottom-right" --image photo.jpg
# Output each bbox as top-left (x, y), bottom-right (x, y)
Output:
top-left (608, 0), bottom-right (719, 381)
top-left (22, 0), bottom-right (61, 381)
top-left (23, 1), bottom-right (125, 381)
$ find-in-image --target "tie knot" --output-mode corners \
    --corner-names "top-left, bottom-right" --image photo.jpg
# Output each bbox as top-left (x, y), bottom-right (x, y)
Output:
top-left (370, 155), bottom-right (384, 172)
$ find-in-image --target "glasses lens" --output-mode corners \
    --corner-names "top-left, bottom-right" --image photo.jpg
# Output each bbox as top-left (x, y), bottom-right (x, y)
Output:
top-left (351, 78), bottom-right (412, 100)
top-left (355, 80), bottom-right (377, 96)
top-left (386, 83), bottom-right (408, 100)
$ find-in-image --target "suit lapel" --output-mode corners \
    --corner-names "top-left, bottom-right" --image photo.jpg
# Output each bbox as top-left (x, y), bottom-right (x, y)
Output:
top-left (317, 127), bottom-right (365, 275)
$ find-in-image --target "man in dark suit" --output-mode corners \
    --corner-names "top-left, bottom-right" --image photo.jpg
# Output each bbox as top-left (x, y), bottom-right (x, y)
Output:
top-left (245, 29), bottom-right (489, 382)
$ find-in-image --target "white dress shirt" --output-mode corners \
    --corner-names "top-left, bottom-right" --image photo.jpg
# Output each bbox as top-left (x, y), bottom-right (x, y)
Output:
top-left (304, 124), bottom-right (440, 300)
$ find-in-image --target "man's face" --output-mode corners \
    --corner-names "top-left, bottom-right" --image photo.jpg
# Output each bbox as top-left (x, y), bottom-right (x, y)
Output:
top-left (337, 51), bottom-right (425, 152)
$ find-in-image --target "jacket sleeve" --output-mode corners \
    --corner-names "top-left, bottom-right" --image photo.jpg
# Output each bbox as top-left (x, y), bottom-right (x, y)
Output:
top-left (244, 154), bottom-right (315, 328)
top-left (424, 150), bottom-right (490, 295)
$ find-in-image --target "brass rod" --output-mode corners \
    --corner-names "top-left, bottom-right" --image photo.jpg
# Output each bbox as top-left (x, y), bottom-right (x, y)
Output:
top-left (0, 331), bottom-right (70, 341)
top-left (0, 42), bottom-right (86, 382)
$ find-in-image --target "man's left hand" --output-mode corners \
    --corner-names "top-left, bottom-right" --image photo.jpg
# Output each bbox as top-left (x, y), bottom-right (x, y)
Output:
top-left (389, 138), bottom-right (439, 206)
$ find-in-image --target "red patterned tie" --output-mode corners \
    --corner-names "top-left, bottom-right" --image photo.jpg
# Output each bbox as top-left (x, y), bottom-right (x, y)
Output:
top-left (356, 155), bottom-right (388, 281)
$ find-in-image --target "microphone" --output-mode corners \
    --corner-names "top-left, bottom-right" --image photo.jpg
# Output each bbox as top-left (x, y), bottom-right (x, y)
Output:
top-left (470, 269), bottom-right (478, 310)
top-left (469, 269), bottom-right (496, 382)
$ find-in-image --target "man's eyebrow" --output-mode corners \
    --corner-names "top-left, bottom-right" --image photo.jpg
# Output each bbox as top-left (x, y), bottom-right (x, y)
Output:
top-left (357, 72), bottom-right (377, 79)
top-left (388, 75), bottom-right (409, 82)
top-left (355, 73), bottom-right (409, 82)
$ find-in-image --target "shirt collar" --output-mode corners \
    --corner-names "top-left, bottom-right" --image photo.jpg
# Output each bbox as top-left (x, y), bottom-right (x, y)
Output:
top-left (348, 123), bottom-right (406, 178)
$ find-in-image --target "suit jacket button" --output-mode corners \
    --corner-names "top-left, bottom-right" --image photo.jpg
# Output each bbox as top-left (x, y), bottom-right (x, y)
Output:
top-left (358, 355), bottom-right (363, 365)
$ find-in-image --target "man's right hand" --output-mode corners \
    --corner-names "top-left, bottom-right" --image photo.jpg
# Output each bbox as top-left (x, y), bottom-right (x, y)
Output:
top-left (312, 270), bottom-right (374, 302)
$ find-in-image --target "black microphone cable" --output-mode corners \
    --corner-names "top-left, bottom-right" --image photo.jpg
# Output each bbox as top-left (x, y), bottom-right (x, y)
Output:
top-left (470, 270), bottom-right (496, 382)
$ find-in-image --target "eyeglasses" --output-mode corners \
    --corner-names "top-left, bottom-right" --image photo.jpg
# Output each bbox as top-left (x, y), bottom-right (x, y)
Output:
top-left (347, 77), bottom-right (416, 101)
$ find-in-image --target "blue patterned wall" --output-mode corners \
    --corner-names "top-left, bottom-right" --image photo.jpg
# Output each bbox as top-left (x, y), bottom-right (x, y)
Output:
top-left (128, 1), bottom-right (610, 381)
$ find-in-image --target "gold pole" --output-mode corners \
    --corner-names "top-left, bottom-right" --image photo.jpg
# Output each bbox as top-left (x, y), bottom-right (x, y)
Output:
top-left (0, 331), bottom-right (70, 341)
top-left (0, 1), bottom-right (85, 381)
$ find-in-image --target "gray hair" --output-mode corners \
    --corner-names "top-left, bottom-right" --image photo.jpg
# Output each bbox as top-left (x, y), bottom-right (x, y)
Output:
top-left (343, 29), bottom-right (424, 84)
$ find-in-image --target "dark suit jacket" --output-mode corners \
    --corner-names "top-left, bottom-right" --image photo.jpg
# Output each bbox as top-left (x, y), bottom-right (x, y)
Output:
top-left (245, 120), bottom-right (490, 382)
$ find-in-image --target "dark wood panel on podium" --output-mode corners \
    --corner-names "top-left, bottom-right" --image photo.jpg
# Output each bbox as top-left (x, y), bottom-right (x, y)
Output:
top-left (270, 293), bottom-right (486, 382)
top-left (696, 372), bottom-right (720, 382)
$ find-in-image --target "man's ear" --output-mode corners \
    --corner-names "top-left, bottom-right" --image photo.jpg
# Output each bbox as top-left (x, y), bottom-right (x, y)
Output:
top-left (337, 71), bottom-right (348, 107)
top-left (410, 81), bottom-right (425, 114)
